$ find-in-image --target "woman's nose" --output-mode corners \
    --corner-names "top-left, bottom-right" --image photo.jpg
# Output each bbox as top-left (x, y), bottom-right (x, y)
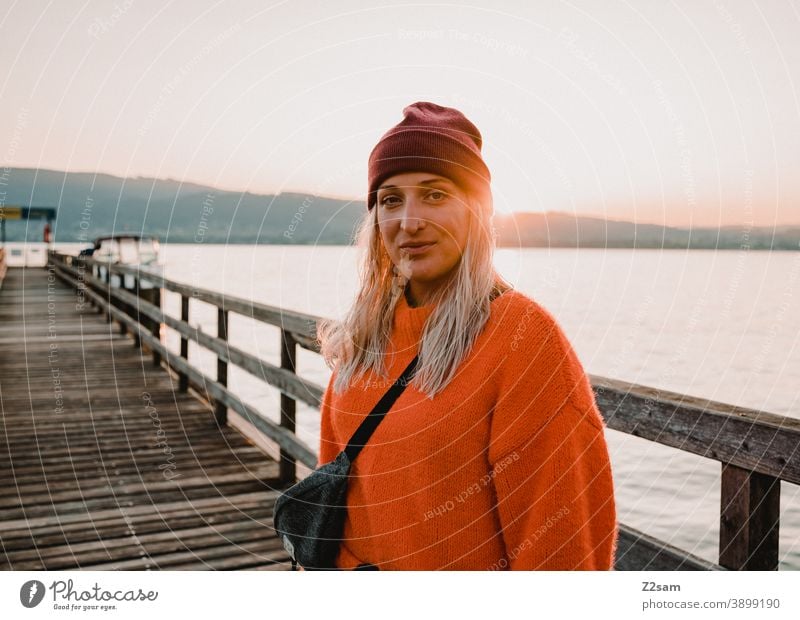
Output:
top-left (400, 197), bottom-right (426, 232)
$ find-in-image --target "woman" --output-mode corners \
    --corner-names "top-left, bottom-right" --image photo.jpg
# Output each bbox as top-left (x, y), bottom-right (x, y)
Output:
top-left (315, 101), bottom-right (617, 570)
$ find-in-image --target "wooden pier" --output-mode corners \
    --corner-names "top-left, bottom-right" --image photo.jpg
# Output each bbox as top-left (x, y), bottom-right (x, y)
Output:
top-left (2, 252), bottom-right (799, 571)
top-left (0, 267), bottom-right (289, 570)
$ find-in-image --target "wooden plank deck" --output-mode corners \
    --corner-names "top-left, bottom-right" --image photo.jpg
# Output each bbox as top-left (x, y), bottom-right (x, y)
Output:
top-left (0, 267), bottom-right (290, 570)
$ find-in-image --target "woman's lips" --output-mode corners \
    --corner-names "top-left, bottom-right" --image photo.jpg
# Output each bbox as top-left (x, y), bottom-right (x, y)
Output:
top-left (400, 242), bottom-right (434, 256)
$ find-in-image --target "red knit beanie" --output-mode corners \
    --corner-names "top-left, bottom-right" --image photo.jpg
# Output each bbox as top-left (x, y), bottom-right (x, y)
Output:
top-left (367, 101), bottom-right (491, 210)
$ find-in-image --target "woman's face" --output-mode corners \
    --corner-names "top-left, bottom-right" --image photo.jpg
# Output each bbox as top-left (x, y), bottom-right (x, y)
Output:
top-left (376, 172), bottom-right (471, 303)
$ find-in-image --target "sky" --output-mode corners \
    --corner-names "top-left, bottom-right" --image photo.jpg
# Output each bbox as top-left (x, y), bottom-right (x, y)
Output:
top-left (1, 0), bottom-right (799, 227)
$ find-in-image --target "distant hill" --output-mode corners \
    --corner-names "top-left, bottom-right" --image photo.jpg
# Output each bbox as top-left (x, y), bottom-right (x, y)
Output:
top-left (0, 168), bottom-right (362, 244)
top-left (1, 168), bottom-right (798, 250)
top-left (494, 212), bottom-right (800, 250)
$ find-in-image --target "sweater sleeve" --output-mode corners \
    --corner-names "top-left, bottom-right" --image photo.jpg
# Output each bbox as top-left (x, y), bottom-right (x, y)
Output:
top-left (488, 300), bottom-right (618, 569)
top-left (317, 372), bottom-right (340, 468)
top-left (491, 400), bottom-right (617, 570)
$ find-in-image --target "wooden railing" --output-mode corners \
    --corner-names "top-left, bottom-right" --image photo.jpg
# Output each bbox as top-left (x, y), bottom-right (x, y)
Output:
top-left (48, 250), bottom-right (799, 572)
top-left (592, 375), bottom-right (798, 571)
top-left (49, 251), bottom-right (322, 485)
top-left (0, 246), bottom-right (7, 285)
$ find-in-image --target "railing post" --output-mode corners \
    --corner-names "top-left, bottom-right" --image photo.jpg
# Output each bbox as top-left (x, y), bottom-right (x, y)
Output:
top-left (103, 266), bottom-right (111, 323)
top-left (719, 462), bottom-right (781, 570)
top-left (215, 308), bottom-right (228, 425)
top-left (118, 274), bottom-right (129, 336)
top-left (93, 265), bottom-right (102, 314)
top-left (132, 277), bottom-right (141, 348)
top-left (279, 329), bottom-right (297, 484)
top-left (80, 258), bottom-right (94, 311)
top-left (150, 285), bottom-right (162, 367)
top-left (179, 295), bottom-right (189, 392)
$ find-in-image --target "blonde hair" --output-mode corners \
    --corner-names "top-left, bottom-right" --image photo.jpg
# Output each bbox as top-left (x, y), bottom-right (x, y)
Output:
top-left (316, 189), bottom-right (510, 399)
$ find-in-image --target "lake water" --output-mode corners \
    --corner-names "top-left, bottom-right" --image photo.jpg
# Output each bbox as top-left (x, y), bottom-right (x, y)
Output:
top-left (154, 244), bottom-right (800, 569)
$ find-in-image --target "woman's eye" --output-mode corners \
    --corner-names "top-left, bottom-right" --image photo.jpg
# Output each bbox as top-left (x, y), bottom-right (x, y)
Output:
top-left (380, 195), bottom-right (400, 207)
top-left (427, 190), bottom-right (446, 201)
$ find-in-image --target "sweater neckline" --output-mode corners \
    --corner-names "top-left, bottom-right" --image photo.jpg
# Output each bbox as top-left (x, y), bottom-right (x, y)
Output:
top-left (391, 285), bottom-right (514, 346)
top-left (392, 291), bottom-right (437, 344)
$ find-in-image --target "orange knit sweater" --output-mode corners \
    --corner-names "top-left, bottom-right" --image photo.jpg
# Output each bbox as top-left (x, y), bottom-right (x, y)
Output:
top-left (317, 289), bottom-right (618, 570)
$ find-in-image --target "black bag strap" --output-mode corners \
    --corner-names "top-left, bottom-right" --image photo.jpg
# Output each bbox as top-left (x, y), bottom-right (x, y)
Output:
top-left (343, 354), bottom-right (419, 462)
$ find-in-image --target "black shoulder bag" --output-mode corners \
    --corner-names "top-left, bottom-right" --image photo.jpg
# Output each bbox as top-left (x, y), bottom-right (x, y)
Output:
top-left (272, 354), bottom-right (419, 571)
